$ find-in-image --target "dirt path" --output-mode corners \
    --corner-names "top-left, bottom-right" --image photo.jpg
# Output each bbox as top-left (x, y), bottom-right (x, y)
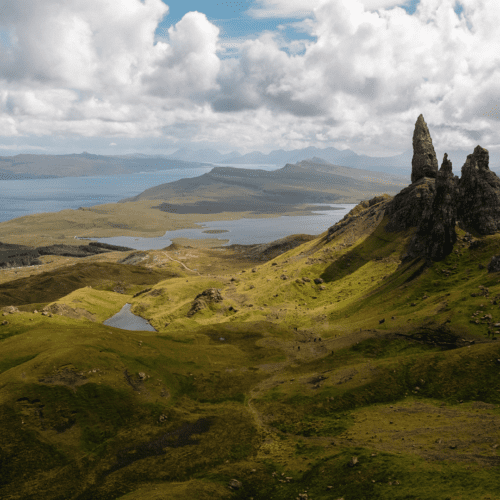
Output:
top-left (162, 252), bottom-right (201, 275)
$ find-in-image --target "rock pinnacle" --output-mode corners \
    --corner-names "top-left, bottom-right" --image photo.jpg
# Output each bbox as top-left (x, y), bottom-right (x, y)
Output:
top-left (411, 114), bottom-right (438, 183)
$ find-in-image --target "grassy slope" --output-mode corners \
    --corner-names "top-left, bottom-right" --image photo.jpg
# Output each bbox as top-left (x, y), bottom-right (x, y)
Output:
top-left (1, 204), bottom-right (500, 499)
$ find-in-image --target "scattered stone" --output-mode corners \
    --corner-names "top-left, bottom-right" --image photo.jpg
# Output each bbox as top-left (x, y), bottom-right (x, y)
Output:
top-left (2, 306), bottom-right (20, 314)
top-left (348, 456), bottom-right (358, 467)
top-left (1, 320), bottom-right (8, 326)
top-left (228, 479), bottom-right (242, 490)
top-left (314, 278), bottom-right (324, 284)
top-left (302, 277), bottom-right (311, 282)
top-left (379, 318), bottom-right (385, 324)
top-left (158, 413), bottom-right (168, 422)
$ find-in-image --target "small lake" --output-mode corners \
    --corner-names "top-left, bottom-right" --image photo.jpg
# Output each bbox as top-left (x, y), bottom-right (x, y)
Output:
top-left (86, 204), bottom-right (356, 250)
top-left (103, 303), bottom-right (156, 331)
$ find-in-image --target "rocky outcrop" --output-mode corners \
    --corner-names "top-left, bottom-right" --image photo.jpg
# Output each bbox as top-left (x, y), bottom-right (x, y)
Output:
top-left (326, 194), bottom-right (392, 245)
top-left (457, 146), bottom-right (500, 235)
top-left (38, 242), bottom-right (133, 257)
top-left (411, 114), bottom-right (439, 183)
top-left (187, 288), bottom-right (223, 317)
top-left (382, 113), bottom-right (500, 263)
top-left (384, 178), bottom-right (436, 232)
top-left (405, 154), bottom-right (458, 261)
top-left (0, 241), bottom-right (133, 269)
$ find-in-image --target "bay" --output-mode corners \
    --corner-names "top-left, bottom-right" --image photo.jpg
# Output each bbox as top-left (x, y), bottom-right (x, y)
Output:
top-left (0, 163), bottom-right (278, 223)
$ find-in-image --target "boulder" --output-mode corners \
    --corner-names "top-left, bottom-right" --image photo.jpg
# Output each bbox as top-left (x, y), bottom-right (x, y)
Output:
top-left (228, 479), bottom-right (242, 490)
top-left (187, 288), bottom-right (223, 317)
top-left (488, 255), bottom-right (500, 273)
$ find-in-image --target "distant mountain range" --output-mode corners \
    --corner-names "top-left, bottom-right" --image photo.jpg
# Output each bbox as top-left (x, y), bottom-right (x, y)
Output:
top-left (164, 146), bottom-right (500, 176)
top-left (0, 145), bottom-right (497, 180)
top-left (0, 153), bottom-right (211, 179)
top-left (165, 146), bottom-right (412, 174)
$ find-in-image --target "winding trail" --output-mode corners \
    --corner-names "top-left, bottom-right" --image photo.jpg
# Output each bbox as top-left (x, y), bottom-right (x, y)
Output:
top-left (162, 252), bottom-right (201, 275)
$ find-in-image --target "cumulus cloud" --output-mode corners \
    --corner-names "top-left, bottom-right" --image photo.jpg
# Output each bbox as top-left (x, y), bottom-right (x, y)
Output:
top-left (209, 0), bottom-right (500, 155)
top-left (0, 0), bottom-right (499, 159)
top-left (144, 11), bottom-right (221, 98)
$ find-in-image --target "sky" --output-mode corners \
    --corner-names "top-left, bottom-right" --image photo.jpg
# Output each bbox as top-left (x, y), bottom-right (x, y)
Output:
top-left (0, 0), bottom-right (498, 160)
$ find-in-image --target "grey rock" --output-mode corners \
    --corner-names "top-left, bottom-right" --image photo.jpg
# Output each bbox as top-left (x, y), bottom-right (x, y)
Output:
top-left (228, 479), bottom-right (242, 490)
top-left (458, 145), bottom-right (500, 234)
top-left (406, 153), bottom-right (458, 261)
top-left (411, 114), bottom-right (439, 183)
top-left (488, 255), bottom-right (500, 273)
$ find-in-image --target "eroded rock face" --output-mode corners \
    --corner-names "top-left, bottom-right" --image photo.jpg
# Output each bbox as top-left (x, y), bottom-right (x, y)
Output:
top-left (406, 153), bottom-right (459, 261)
top-left (411, 114), bottom-right (439, 183)
top-left (458, 146), bottom-right (500, 235)
top-left (385, 178), bottom-right (436, 232)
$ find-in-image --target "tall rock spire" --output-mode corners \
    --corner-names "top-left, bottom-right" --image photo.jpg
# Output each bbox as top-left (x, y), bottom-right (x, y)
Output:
top-left (411, 114), bottom-right (439, 184)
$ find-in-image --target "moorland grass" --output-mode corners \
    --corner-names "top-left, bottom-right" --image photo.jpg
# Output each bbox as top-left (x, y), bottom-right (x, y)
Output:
top-left (2, 211), bottom-right (500, 499)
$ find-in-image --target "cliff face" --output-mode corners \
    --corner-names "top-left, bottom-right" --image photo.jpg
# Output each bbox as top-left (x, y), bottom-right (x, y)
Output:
top-left (384, 115), bottom-right (500, 262)
top-left (405, 153), bottom-right (458, 261)
top-left (457, 146), bottom-right (500, 235)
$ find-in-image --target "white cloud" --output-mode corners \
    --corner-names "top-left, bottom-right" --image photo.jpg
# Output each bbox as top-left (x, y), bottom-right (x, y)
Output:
top-left (0, 0), bottom-right (498, 160)
top-left (144, 11), bottom-right (221, 98)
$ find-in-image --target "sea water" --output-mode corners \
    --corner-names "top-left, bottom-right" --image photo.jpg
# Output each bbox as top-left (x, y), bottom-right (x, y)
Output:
top-left (0, 163), bottom-right (277, 223)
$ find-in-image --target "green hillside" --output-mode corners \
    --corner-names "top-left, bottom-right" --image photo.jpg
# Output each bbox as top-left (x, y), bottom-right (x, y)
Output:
top-left (1, 196), bottom-right (499, 500)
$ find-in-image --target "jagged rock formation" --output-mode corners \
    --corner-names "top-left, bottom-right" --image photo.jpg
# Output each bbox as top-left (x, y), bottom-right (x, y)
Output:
top-left (405, 153), bottom-right (458, 261)
top-left (377, 115), bottom-right (500, 262)
top-left (457, 146), bottom-right (500, 235)
top-left (411, 114), bottom-right (439, 183)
